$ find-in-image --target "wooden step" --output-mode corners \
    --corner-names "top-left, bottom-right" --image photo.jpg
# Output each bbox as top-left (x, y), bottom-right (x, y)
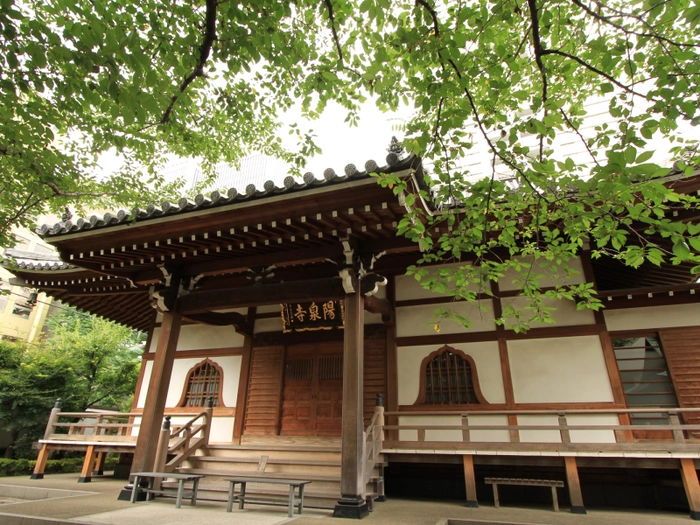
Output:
top-left (207, 443), bottom-right (341, 453)
top-left (190, 455), bottom-right (387, 470)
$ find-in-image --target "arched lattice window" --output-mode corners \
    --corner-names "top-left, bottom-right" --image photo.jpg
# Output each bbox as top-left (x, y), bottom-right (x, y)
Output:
top-left (417, 346), bottom-right (486, 405)
top-left (178, 359), bottom-right (224, 407)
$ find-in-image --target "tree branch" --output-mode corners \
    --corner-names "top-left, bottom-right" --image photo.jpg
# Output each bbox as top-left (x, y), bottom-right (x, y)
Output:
top-left (540, 48), bottom-right (646, 97)
top-left (323, 0), bottom-right (344, 65)
top-left (161, 0), bottom-right (218, 124)
top-left (559, 108), bottom-right (599, 166)
top-left (573, 0), bottom-right (699, 49)
top-left (526, 0), bottom-right (547, 162)
top-left (415, 0), bottom-right (549, 202)
top-left (415, 0), bottom-right (440, 36)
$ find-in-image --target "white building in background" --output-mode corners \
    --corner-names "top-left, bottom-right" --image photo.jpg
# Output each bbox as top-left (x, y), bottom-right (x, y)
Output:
top-left (0, 230), bottom-right (56, 343)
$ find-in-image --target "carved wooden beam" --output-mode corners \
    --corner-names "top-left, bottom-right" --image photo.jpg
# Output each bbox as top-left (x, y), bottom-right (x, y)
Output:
top-left (364, 295), bottom-right (394, 326)
top-left (177, 275), bottom-right (388, 315)
top-left (182, 311), bottom-right (252, 337)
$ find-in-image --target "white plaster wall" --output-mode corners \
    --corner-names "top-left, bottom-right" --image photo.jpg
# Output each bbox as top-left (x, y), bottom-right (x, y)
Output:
top-left (467, 414), bottom-right (511, 443)
top-left (395, 262), bottom-right (480, 301)
top-left (176, 324), bottom-right (245, 350)
top-left (397, 300), bottom-right (496, 337)
top-left (398, 415), bottom-right (463, 442)
top-left (500, 296), bottom-right (596, 327)
top-left (136, 361), bottom-right (153, 409)
top-left (397, 342), bottom-right (505, 405)
top-left (397, 414), bottom-right (510, 443)
top-left (255, 317), bottom-right (283, 334)
top-left (136, 356), bottom-right (241, 409)
top-left (567, 414), bottom-right (618, 444)
top-left (508, 336), bottom-right (614, 403)
top-left (166, 415), bottom-right (234, 443)
top-left (517, 414), bottom-right (562, 443)
top-left (515, 414), bottom-right (618, 443)
top-left (604, 303), bottom-right (700, 331)
top-left (148, 324), bottom-right (245, 352)
top-left (498, 256), bottom-right (586, 292)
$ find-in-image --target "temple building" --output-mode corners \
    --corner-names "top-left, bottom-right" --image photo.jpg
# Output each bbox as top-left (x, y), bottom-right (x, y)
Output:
top-left (8, 152), bottom-right (700, 519)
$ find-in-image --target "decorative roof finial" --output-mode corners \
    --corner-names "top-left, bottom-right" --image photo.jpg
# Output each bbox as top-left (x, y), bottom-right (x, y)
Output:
top-left (387, 136), bottom-right (404, 157)
top-left (61, 207), bottom-right (73, 223)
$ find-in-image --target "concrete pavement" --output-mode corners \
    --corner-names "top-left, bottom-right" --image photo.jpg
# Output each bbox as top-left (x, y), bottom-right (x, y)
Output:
top-left (0, 473), bottom-right (694, 525)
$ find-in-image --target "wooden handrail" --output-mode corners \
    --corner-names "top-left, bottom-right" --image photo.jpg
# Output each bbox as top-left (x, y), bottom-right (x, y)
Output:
top-left (384, 407), bottom-right (700, 416)
top-left (162, 406), bottom-right (213, 472)
top-left (381, 407), bottom-right (700, 448)
top-left (362, 403), bottom-right (385, 490)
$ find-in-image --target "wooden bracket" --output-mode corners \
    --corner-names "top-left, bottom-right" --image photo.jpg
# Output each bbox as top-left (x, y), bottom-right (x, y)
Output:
top-left (182, 311), bottom-right (253, 336)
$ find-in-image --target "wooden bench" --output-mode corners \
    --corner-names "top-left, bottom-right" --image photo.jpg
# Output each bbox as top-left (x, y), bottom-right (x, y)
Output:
top-left (485, 477), bottom-right (565, 511)
top-left (224, 476), bottom-right (311, 518)
top-left (130, 472), bottom-right (204, 509)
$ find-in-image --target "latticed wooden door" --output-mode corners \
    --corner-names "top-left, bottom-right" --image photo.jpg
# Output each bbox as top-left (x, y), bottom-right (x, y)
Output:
top-left (280, 343), bottom-right (344, 436)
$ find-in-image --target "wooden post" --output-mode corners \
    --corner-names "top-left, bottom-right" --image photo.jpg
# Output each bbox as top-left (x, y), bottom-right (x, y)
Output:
top-left (680, 458), bottom-right (700, 520)
top-left (461, 415), bottom-right (470, 442)
top-left (78, 445), bottom-right (97, 483)
top-left (385, 276), bottom-right (399, 443)
top-left (333, 281), bottom-right (368, 519)
top-left (31, 398), bottom-right (62, 480)
top-left (92, 451), bottom-right (107, 476)
top-left (30, 444), bottom-right (51, 480)
top-left (203, 397), bottom-right (214, 446)
top-left (43, 398), bottom-right (62, 439)
top-left (374, 394), bottom-right (386, 503)
top-left (670, 413), bottom-right (686, 443)
top-left (131, 310), bottom-right (182, 475)
top-left (564, 456), bottom-right (586, 514)
top-left (233, 306), bottom-right (256, 444)
top-left (152, 416), bottom-right (172, 490)
top-left (558, 413), bottom-right (571, 443)
top-left (375, 395), bottom-right (385, 442)
top-left (463, 454), bottom-right (479, 508)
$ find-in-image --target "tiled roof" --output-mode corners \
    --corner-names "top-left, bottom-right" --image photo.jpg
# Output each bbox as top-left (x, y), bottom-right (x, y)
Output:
top-left (3, 248), bottom-right (74, 271)
top-left (11, 260), bottom-right (74, 271)
top-left (38, 153), bottom-right (416, 238)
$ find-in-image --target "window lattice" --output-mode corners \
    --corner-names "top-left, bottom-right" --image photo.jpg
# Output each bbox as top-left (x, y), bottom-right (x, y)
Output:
top-left (285, 358), bottom-right (313, 380)
top-left (424, 351), bottom-right (478, 405)
top-left (319, 356), bottom-right (343, 380)
top-left (184, 361), bottom-right (221, 407)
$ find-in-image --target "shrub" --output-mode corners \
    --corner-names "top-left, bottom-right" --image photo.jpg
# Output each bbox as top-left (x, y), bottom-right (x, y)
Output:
top-left (0, 456), bottom-right (118, 477)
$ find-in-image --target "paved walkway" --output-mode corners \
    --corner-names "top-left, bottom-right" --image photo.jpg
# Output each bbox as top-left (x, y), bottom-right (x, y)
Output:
top-left (0, 473), bottom-right (694, 525)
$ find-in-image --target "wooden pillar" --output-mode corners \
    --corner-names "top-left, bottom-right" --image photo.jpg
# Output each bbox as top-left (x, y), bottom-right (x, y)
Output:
top-left (333, 283), bottom-right (368, 519)
top-left (30, 444), bottom-right (50, 480)
top-left (385, 276), bottom-right (399, 443)
top-left (130, 310), bottom-right (182, 475)
top-left (680, 458), bottom-right (700, 520)
top-left (564, 456), bottom-right (586, 514)
top-left (233, 307), bottom-right (256, 443)
top-left (93, 451), bottom-right (107, 476)
top-left (78, 445), bottom-right (97, 483)
top-left (463, 454), bottom-right (478, 508)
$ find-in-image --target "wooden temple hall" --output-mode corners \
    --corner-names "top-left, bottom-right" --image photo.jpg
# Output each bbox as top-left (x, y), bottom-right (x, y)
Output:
top-left (8, 152), bottom-right (700, 519)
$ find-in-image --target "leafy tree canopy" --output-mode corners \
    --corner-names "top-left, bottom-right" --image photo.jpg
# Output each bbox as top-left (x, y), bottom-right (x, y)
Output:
top-left (1, 0), bottom-right (699, 329)
top-left (42, 306), bottom-right (145, 412)
top-left (0, 307), bottom-right (143, 458)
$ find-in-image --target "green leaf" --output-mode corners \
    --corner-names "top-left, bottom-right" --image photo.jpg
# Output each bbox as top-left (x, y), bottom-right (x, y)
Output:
top-left (673, 241), bottom-right (691, 260)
